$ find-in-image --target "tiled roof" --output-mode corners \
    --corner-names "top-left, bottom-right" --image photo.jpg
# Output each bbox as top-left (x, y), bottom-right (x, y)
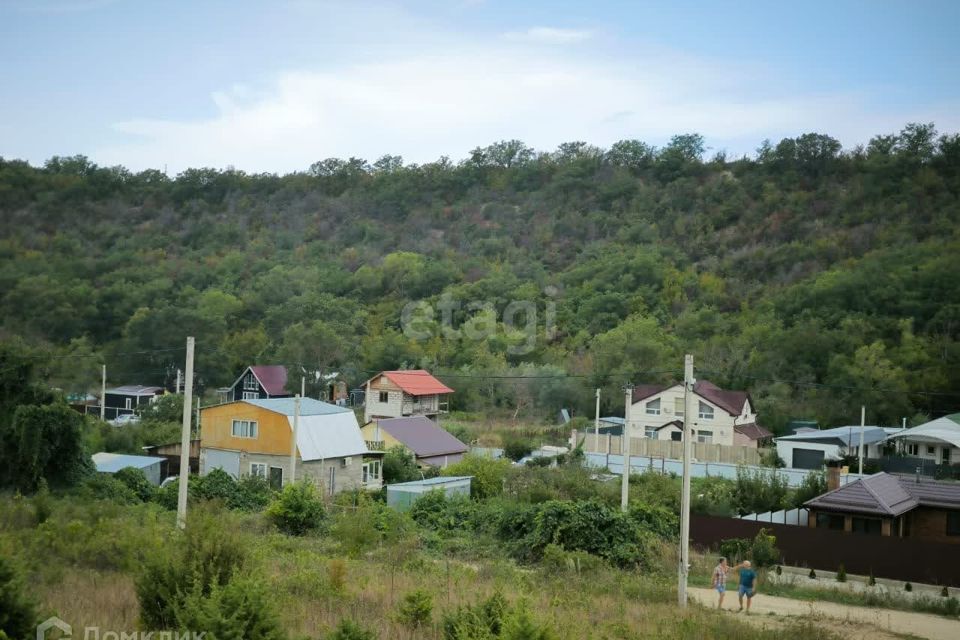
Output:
top-left (249, 365), bottom-right (289, 396)
top-left (376, 416), bottom-right (467, 457)
top-left (802, 472), bottom-right (960, 516)
top-left (695, 380), bottom-right (748, 416)
top-left (734, 422), bottom-right (773, 441)
top-left (380, 370), bottom-right (453, 396)
top-left (632, 384), bottom-right (669, 403)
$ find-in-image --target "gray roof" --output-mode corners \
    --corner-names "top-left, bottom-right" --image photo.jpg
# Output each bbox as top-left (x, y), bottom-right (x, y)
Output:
top-left (775, 426), bottom-right (888, 447)
top-left (106, 385), bottom-right (163, 396)
top-left (375, 416), bottom-right (468, 457)
top-left (243, 397), bottom-right (350, 416)
top-left (388, 475), bottom-right (473, 488)
top-left (92, 452), bottom-right (165, 473)
top-left (805, 472), bottom-right (960, 516)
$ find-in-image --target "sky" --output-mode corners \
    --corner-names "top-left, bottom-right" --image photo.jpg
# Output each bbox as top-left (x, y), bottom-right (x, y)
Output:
top-left (1, 0), bottom-right (959, 174)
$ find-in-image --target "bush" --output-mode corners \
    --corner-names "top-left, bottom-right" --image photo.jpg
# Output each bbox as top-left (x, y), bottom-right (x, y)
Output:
top-left (905, 582), bottom-right (913, 592)
top-left (503, 439), bottom-right (533, 462)
top-left (836, 564), bottom-right (846, 582)
top-left (80, 473), bottom-right (140, 504)
top-left (442, 455), bottom-right (511, 500)
top-left (791, 470), bottom-right (827, 508)
top-left (718, 538), bottom-right (750, 564)
top-left (383, 446), bottom-right (420, 484)
top-left (775, 565), bottom-right (782, 576)
top-left (329, 619), bottom-right (377, 640)
top-left (442, 592), bottom-right (507, 640)
top-left (173, 575), bottom-right (284, 640)
top-left (809, 568), bottom-right (817, 579)
top-left (868, 572), bottom-right (876, 586)
top-left (136, 504), bottom-right (248, 628)
top-left (733, 467), bottom-right (788, 515)
top-left (501, 604), bottom-right (553, 640)
top-left (0, 556), bottom-right (37, 640)
top-left (397, 589), bottom-right (433, 630)
top-left (266, 481), bottom-right (325, 535)
top-left (331, 498), bottom-right (414, 554)
top-left (941, 586), bottom-right (950, 598)
top-left (154, 471), bottom-right (275, 512)
top-left (114, 467), bottom-right (155, 502)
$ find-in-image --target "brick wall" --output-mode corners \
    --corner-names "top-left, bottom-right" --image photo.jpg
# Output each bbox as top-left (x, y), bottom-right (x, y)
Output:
top-left (909, 507), bottom-right (960, 544)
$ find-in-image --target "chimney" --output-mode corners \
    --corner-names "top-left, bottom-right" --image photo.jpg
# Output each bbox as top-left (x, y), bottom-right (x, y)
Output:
top-left (827, 466), bottom-right (841, 492)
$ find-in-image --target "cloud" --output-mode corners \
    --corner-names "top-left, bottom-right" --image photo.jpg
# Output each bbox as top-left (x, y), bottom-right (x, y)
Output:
top-left (503, 27), bottom-right (594, 45)
top-left (93, 31), bottom-right (960, 174)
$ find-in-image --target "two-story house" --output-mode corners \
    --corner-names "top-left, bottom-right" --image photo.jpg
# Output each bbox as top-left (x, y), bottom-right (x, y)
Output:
top-left (199, 397), bottom-right (382, 495)
top-left (627, 380), bottom-right (771, 448)
top-left (363, 370), bottom-right (453, 424)
top-left (361, 415), bottom-right (468, 468)
top-left (224, 365), bottom-right (291, 402)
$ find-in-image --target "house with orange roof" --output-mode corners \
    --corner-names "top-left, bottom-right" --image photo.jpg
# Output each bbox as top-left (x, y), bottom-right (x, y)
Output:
top-left (363, 369), bottom-right (454, 424)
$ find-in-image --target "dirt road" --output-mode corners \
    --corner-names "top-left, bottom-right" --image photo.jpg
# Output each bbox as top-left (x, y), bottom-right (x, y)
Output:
top-left (689, 587), bottom-right (960, 640)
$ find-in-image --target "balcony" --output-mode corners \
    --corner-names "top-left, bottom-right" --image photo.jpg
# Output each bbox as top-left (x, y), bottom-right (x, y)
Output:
top-left (365, 440), bottom-right (385, 451)
top-left (401, 399), bottom-right (449, 416)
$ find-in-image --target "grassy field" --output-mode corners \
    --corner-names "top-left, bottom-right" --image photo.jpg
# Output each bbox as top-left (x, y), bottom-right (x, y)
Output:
top-left (0, 492), bottom-right (847, 640)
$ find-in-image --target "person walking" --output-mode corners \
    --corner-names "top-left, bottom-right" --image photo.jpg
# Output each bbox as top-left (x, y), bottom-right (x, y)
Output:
top-left (736, 560), bottom-right (758, 613)
top-left (712, 557), bottom-right (729, 609)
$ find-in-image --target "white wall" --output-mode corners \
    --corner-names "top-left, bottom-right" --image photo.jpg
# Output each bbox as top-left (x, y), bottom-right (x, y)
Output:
top-left (628, 384), bottom-right (755, 447)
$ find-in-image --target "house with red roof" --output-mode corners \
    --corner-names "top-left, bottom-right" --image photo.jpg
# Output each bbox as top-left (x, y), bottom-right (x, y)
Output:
top-left (225, 365), bottom-right (292, 402)
top-left (363, 369), bottom-right (454, 424)
top-left (628, 380), bottom-right (771, 448)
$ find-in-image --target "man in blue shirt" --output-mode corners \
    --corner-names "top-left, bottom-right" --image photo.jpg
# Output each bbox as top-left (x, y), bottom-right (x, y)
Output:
top-left (736, 560), bottom-right (758, 613)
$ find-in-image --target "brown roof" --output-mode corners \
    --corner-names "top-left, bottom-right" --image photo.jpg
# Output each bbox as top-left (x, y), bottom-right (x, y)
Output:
top-left (734, 422), bottom-right (773, 441)
top-left (803, 472), bottom-right (952, 516)
top-left (902, 476), bottom-right (960, 509)
top-left (694, 380), bottom-right (748, 416)
top-left (632, 384), bottom-right (669, 403)
top-left (249, 365), bottom-right (289, 396)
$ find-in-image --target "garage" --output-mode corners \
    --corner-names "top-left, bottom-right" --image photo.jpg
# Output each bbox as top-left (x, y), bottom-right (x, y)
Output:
top-left (202, 448), bottom-right (241, 478)
top-left (791, 448), bottom-right (825, 470)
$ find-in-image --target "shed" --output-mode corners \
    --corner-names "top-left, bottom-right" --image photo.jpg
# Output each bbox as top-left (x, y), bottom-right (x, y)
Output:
top-left (92, 452), bottom-right (166, 485)
top-left (386, 476), bottom-right (473, 511)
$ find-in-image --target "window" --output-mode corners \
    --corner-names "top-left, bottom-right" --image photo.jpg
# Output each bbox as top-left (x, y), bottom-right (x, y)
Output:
top-left (231, 419), bottom-right (258, 438)
top-left (698, 401), bottom-right (714, 420)
top-left (674, 398), bottom-right (684, 416)
top-left (378, 391), bottom-right (389, 403)
top-left (816, 513), bottom-right (845, 530)
top-left (250, 462), bottom-right (267, 479)
top-left (242, 391), bottom-right (259, 400)
top-left (696, 430), bottom-right (714, 444)
top-left (906, 443), bottom-right (919, 456)
top-left (125, 397), bottom-right (132, 410)
top-left (927, 445), bottom-right (936, 455)
top-left (362, 460), bottom-right (381, 484)
top-left (645, 427), bottom-right (658, 439)
top-left (645, 399), bottom-right (661, 415)
top-left (243, 374), bottom-right (258, 391)
top-left (851, 517), bottom-right (882, 536)
top-left (670, 431), bottom-right (682, 442)
top-left (947, 512), bottom-right (960, 536)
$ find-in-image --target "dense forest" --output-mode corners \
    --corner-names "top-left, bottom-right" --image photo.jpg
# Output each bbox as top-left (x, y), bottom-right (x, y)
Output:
top-left (1, 123), bottom-right (959, 432)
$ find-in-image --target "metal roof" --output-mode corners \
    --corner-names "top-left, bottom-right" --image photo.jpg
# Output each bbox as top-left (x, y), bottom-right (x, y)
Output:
top-left (388, 475), bottom-right (473, 488)
top-left (294, 411), bottom-right (369, 460)
top-left (106, 385), bottom-right (163, 396)
top-left (775, 425), bottom-right (888, 446)
top-left (374, 370), bottom-right (454, 396)
top-left (375, 416), bottom-right (468, 457)
top-left (92, 452), bottom-right (165, 473)
top-left (901, 475), bottom-right (960, 509)
top-left (734, 422), bottom-right (773, 441)
top-left (805, 472), bottom-right (960, 515)
top-left (886, 415), bottom-right (960, 449)
top-left (243, 397), bottom-right (350, 416)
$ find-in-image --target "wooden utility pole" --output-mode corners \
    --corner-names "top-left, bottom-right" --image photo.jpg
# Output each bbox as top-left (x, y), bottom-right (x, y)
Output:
top-left (678, 354), bottom-right (695, 606)
top-left (291, 394), bottom-right (301, 484)
top-left (176, 337), bottom-right (195, 530)
top-left (100, 364), bottom-right (106, 422)
top-left (594, 388), bottom-right (601, 452)
top-left (621, 384), bottom-right (633, 512)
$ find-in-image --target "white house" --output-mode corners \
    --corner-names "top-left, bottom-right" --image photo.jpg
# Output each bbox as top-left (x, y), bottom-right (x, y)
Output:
top-left (363, 370), bottom-right (453, 424)
top-left (627, 380), bottom-right (771, 448)
top-left (774, 425), bottom-right (896, 470)
top-left (887, 414), bottom-right (960, 466)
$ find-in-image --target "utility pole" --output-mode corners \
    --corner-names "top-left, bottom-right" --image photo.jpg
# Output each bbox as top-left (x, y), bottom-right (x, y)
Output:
top-left (621, 384), bottom-right (633, 512)
top-left (100, 364), bottom-right (106, 422)
top-left (176, 368), bottom-right (182, 395)
top-left (678, 353), bottom-right (695, 607)
top-left (176, 337), bottom-right (195, 530)
top-left (858, 405), bottom-right (865, 477)
top-left (594, 388), bottom-right (601, 452)
top-left (291, 393), bottom-right (301, 484)
top-left (301, 376), bottom-right (306, 399)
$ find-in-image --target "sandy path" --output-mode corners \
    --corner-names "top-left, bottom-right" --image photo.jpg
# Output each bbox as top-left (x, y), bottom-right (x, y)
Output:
top-left (689, 587), bottom-right (960, 640)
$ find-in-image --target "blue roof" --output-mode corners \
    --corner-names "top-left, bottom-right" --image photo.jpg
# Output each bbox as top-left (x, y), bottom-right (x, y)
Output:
top-left (775, 426), bottom-right (888, 446)
top-left (92, 452), bottom-right (165, 473)
top-left (243, 397), bottom-right (350, 416)
top-left (388, 476), bottom-right (473, 488)
top-left (600, 417), bottom-right (625, 425)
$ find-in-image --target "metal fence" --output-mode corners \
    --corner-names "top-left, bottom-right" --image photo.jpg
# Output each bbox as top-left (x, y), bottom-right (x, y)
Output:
top-left (691, 514), bottom-right (960, 587)
top-left (738, 508), bottom-right (809, 526)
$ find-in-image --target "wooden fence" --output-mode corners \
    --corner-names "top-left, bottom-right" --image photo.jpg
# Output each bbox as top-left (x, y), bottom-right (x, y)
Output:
top-left (574, 430), bottom-right (762, 466)
top-left (691, 514), bottom-right (960, 587)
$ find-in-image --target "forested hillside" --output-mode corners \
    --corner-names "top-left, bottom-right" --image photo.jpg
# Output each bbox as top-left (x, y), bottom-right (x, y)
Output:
top-left (1, 123), bottom-right (959, 431)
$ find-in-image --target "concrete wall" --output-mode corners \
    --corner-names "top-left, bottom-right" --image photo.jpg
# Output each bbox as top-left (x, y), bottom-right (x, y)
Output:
top-left (204, 449), bottom-right (372, 494)
top-left (364, 375), bottom-right (404, 422)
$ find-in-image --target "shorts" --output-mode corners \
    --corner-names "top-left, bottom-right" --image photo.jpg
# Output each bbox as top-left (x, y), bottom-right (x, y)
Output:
top-left (738, 585), bottom-right (754, 597)
top-left (715, 584), bottom-right (726, 593)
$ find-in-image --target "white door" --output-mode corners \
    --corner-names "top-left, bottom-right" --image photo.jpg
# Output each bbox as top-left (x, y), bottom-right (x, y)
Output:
top-left (203, 449), bottom-right (241, 478)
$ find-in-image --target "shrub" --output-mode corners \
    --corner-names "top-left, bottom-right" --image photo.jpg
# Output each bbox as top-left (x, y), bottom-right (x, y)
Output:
top-left (114, 467), bottom-right (155, 502)
top-left (266, 481), bottom-right (325, 535)
top-left (442, 592), bottom-right (507, 640)
top-left (790, 470), bottom-right (827, 508)
top-left (329, 619), bottom-right (377, 640)
top-left (628, 503), bottom-right (678, 540)
top-left (809, 568), bottom-right (817, 579)
top-left (836, 564), bottom-right (846, 582)
top-left (718, 538), bottom-right (751, 564)
top-left (383, 446), bottom-right (420, 484)
top-left (749, 528), bottom-right (779, 568)
top-left (331, 498), bottom-right (414, 554)
top-left (501, 603), bottom-right (553, 640)
top-left (503, 438), bottom-right (533, 462)
top-left (397, 589), bottom-right (433, 630)
top-left (172, 575), bottom-right (284, 640)
top-left (868, 571), bottom-right (876, 586)
top-left (0, 556), bottom-right (37, 640)
top-left (80, 473), bottom-right (140, 504)
top-left (328, 559), bottom-right (347, 594)
top-left (775, 565), bottom-right (782, 576)
top-left (904, 582), bottom-right (913, 592)
top-left (32, 478), bottom-right (52, 523)
top-left (136, 504), bottom-right (248, 628)
top-left (442, 455), bottom-right (511, 500)
top-left (942, 586), bottom-right (950, 598)
top-left (733, 466), bottom-right (788, 515)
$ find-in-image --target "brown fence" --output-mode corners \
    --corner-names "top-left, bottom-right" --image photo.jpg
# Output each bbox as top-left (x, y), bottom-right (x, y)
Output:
top-left (691, 515), bottom-right (960, 587)
top-left (574, 430), bottom-right (762, 465)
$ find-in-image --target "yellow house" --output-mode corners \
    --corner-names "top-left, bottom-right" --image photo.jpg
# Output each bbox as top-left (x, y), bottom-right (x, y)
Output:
top-left (200, 398), bottom-right (382, 495)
